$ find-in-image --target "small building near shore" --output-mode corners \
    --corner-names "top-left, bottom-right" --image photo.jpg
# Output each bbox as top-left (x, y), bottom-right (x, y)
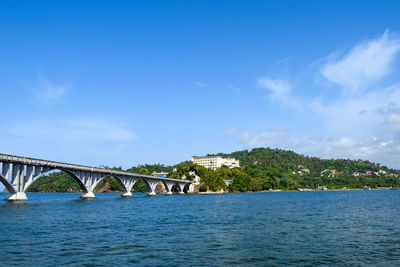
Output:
top-left (152, 171), bottom-right (168, 177)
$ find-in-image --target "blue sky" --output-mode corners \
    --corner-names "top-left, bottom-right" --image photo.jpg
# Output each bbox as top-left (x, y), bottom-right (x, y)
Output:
top-left (1, 0), bottom-right (400, 169)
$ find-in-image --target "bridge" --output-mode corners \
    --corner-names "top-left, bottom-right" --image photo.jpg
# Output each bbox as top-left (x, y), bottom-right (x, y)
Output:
top-left (0, 153), bottom-right (191, 201)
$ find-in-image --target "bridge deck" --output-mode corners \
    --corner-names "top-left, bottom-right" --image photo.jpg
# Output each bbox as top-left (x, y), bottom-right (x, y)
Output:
top-left (0, 153), bottom-right (188, 183)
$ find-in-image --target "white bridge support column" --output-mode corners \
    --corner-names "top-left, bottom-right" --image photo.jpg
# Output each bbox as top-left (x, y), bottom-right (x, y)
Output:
top-left (2, 164), bottom-right (55, 201)
top-left (0, 163), bottom-right (17, 199)
top-left (4, 163), bottom-right (27, 201)
top-left (119, 176), bottom-right (138, 197)
top-left (177, 182), bottom-right (186, 195)
top-left (164, 181), bottom-right (174, 195)
top-left (79, 172), bottom-right (102, 199)
top-left (146, 179), bottom-right (159, 196)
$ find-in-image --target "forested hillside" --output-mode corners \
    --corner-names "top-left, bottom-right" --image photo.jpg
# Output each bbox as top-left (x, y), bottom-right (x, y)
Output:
top-left (216, 148), bottom-right (394, 175)
top-left (215, 148), bottom-right (399, 190)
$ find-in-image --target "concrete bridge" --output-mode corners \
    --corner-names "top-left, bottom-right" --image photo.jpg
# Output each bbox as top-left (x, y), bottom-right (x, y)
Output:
top-left (0, 153), bottom-right (191, 201)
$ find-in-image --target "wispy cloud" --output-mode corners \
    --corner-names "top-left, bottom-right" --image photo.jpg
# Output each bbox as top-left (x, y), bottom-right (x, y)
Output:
top-left (0, 116), bottom-right (139, 169)
top-left (224, 127), bottom-right (239, 139)
top-left (279, 55), bottom-right (294, 63)
top-left (237, 31), bottom-right (400, 168)
top-left (240, 128), bottom-right (289, 147)
top-left (321, 30), bottom-right (400, 92)
top-left (228, 85), bottom-right (242, 95)
top-left (257, 77), bottom-right (292, 102)
top-left (10, 117), bottom-right (137, 143)
top-left (34, 75), bottom-right (68, 102)
top-left (192, 80), bottom-right (208, 88)
top-left (322, 135), bottom-right (400, 166)
top-left (290, 133), bottom-right (400, 168)
top-left (296, 80), bottom-right (400, 167)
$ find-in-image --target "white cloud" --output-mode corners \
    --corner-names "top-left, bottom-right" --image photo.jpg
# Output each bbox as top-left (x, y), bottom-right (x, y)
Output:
top-left (294, 83), bottom-right (400, 167)
top-left (321, 31), bottom-right (400, 92)
top-left (192, 80), bottom-right (207, 87)
top-left (322, 135), bottom-right (400, 166)
top-left (34, 76), bottom-right (67, 102)
top-left (228, 85), bottom-right (241, 95)
top-left (10, 117), bottom-right (136, 143)
top-left (257, 77), bottom-right (291, 101)
top-left (240, 128), bottom-right (289, 147)
top-left (243, 31), bottom-right (400, 168)
top-left (332, 137), bottom-right (358, 148)
top-left (387, 112), bottom-right (400, 131)
top-left (60, 118), bottom-right (136, 142)
top-left (279, 55), bottom-right (294, 63)
top-left (0, 117), bottom-right (139, 170)
top-left (224, 128), bottom-right (239, 139)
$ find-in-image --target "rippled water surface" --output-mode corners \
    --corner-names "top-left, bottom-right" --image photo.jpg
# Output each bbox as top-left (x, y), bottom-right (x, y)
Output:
top-left (0, 190), bottom-right (399, 266)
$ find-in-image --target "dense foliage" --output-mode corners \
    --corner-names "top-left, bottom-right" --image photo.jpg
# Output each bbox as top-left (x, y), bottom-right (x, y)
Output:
top-left (169, 162), bottom-right (228, 191)
top-left (217, 148), bottom-right (400, 190)
top-left (26, 147), bottom-right (400, 192)
top-left (28, 171), bottom-right (82, 192)
top-left (127, 164), bottom-right (173, 175)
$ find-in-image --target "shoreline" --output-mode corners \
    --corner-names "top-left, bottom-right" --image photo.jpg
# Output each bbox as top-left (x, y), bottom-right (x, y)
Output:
top-left (201, 187), bottom-right (399, 194)
top-left (5, 187), bottom-right (398, 195)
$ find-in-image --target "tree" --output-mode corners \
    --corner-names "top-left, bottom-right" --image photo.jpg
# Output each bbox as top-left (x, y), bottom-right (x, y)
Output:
top-left (139, 168), bottom-right (149, 175)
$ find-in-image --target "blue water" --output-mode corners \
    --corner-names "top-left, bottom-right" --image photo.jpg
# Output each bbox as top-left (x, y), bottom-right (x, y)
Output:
top-left (0, 190), bottom-right (399, 266)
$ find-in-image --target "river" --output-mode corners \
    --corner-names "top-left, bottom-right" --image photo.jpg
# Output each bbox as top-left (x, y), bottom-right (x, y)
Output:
top-left (0, 190), bottom-right (399, 266)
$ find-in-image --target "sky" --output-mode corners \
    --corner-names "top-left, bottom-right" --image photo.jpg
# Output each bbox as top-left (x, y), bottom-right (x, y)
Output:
top-left (1, 0), bottom-right (400, 169)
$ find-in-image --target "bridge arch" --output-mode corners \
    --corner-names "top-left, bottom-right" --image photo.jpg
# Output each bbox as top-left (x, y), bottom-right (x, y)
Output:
top-left (92, 174), bottom-right (136, 197)
top-left (0, 173), bottom-right (17, 195)
top-left (160, 180), bottom-right (188, 194)
top-left (133, 178), bottom-right (151, 192)
top-left (132, 178), bottom-right (161, 196)
top-left (24, 168), bottom-right (90, 194)
top-left (92, 175), bottom-right (121, 192)
top-left (161, 180), bottom-right (173, 194)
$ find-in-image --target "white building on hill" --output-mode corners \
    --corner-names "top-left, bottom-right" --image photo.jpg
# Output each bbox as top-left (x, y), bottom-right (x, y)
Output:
top-left (191, 155), bottom-right (240, 170)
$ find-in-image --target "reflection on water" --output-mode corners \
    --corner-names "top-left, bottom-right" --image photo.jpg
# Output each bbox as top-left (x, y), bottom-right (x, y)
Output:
top-left (0, 191), bottom-right (399, 266)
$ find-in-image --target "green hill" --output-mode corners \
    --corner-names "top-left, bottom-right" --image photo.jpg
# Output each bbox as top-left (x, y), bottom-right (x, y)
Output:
top-left (216, 147), bottom-right (395, 176)
top-left (211, 147), bottom-right (400, 190)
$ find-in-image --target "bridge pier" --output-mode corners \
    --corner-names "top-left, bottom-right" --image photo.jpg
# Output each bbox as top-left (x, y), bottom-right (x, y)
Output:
top-left (164, 181), bottom-right (174, 195)
top-left (121, 192), bottom-right (133, 197)
top-left (118, 177), bottom-right (138, 198)
top-left (78, 171), bottom-right (103, 199)
top-left (80, 192), bottom-right (96, 199)
top-left (147, 179), bottom-right (159, 196)
top-left (178, 182), bottom-right (186, 194)
top-left (5, 192), bottom-right (27, 201)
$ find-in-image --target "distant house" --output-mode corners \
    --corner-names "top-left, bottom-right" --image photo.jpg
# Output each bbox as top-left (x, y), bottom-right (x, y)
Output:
top-left (296, 165), bottom-right (310, 176)
top-left (378, 170), bottom-right (387, 175)
top-left (331, 169), bottom-right (343, 176)
top-left (320, 169), bottom-right (342, 178)
top-left (321, 169), bottom-right (330, 176)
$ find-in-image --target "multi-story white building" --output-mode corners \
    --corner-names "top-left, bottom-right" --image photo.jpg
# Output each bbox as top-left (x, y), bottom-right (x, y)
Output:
top-left (191, 155), bottom-right (240, 170)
